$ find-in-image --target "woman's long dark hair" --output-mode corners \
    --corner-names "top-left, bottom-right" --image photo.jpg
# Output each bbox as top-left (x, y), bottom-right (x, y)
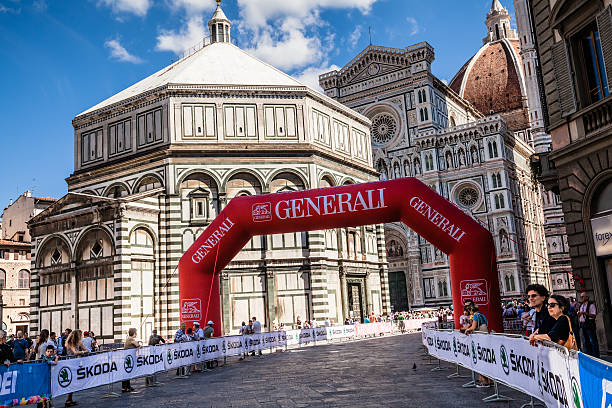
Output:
top-left (34, 329), bottom-right (49, 355)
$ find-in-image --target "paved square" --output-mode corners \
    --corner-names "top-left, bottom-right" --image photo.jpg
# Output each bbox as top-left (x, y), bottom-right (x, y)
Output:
top-left (53, 333), bottom-right (534, 407)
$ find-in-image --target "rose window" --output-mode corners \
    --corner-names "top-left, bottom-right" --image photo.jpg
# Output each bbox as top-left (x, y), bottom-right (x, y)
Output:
top-left (457, 186), bottom-right (479, 208)
top-left (371, 113), bottom-right (398, 145)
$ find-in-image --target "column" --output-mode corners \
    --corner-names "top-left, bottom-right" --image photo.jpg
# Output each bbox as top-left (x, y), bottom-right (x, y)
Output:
top-left (376, 224), bottom-right (391, 315)
top-left (308, 230), bottom-right (329, 322)
top-left (364, 271), bottom-right (372, 316)
top-left (265, 269), bottom-right (276, 330)
top-left (113, 204), bottom-right (132, 343)
top-left (221, 272), bottom-right (231, 335)
top-left (339, 267), bottom-right (348, 321)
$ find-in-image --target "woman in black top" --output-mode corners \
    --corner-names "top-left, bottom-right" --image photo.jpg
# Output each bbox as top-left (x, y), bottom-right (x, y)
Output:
top-left (529, 294), bottom-right (570, 346)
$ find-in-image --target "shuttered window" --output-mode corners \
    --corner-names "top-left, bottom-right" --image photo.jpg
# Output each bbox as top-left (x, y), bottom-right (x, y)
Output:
top-left (263, 105), bottom-right (297, 138)
top-left (81, 128), bottom-right (103, 164)
top-left (137, 107), bottom-right (164, 147)
top-left (182, 104), bottom-right (216, 138)
top-left (108, 118), bottom-right (132, 156)
top-left (551, 41), bottom-right (577, 117)
top-left (597, 6), bottom-right (612, 96)
top-left (224, 105), bottom-right (257, 138)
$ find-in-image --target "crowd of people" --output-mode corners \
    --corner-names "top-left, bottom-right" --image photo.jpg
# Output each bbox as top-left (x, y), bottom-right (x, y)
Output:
top-left (499, 286), bottom-right (599, 357)
top-left (456, 284), bottom-right (600, 387)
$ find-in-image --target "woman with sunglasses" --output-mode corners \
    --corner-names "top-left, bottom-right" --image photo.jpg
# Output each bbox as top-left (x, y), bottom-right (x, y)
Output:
top-left (528, 294), bottom-right (577, 350)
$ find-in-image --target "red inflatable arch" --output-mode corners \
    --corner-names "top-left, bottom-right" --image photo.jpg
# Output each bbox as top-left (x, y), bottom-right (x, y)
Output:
top-left (178, 177), bottom-right (502, 333)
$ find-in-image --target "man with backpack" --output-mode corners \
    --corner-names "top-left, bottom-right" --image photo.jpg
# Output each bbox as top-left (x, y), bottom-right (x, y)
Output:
top-left (578, 292), bottom-right (600, 357)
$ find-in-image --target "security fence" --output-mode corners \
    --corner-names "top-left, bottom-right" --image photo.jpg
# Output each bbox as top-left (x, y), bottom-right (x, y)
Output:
top-left (421, 322), bottom-right (612, 408)
top-left (0, 319), bottom-right (434, 406)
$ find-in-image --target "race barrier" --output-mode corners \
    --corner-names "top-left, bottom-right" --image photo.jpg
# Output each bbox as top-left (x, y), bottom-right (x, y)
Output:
top-left (0, 363), bottom-right (50, 407)
top-left (50, 322), bottom-right (406, 398)
top-left (421, 324), bottom-right (612, 408)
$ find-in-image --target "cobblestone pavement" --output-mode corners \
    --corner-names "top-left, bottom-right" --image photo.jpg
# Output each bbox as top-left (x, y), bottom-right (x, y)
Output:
top-left (52, 333), bottom-right (534, 408)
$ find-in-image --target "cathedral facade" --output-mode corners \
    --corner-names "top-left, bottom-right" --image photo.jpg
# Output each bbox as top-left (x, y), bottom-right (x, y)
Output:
top-left (320, 2), bottom-right (551, 309)
top-left (28, 3), bottom-right (390, 343)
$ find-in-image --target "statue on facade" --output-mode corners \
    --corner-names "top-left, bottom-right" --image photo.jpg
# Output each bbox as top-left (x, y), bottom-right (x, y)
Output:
top-left (445, 152), bottom-right (452, 169)
top-left (458, 149), bottom-right (466, 166)
top-left (470, 146), bottom-right (478, 163)
top-left (394, 163), bottom-right (401, 179)
top-left (404, 161), bottom-right (411, 177)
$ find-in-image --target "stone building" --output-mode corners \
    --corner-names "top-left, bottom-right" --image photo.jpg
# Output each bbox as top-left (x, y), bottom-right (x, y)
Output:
top-left (512, 0), bottom-right (574, 297)
top-left (0, 192), bottom-right (56, 334)
top-left (527, 0), bottom-right (612, 352)
top-left (28, 2), bottom-right (389, 343)
top-left (320, 3), bottom-right (550, 309)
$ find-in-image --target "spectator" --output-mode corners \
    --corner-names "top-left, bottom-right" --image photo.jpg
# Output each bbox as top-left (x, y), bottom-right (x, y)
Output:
top-left (464, 305), bottom-right (492, 387)
top-left (0, 330), bottom-right (17, 367)
top-left (460, 306), bottom-right (471, 331)
top-left (203, 321), bottom-right (215, 369)
top-left (526, 284), bottom-right (555, 335)
top-left (82, 331), bottom-right (94, 352)
top-left (568, 297), bottom-right (581, 349)
top-left (296, 316), bottom-right (302, 329)
top-left (529, 294), bottom-right (577, 350)
top-left (122, 328), bottom-right (140, 393)
top-left (59, 329), bottom-right (72, 356)
top-left (192, 323), bottom-right (204, 373)
top-left (50, 332), bottom-right (60, 354)
top-left (146, 330), bottom-right (165, 387)
top-left (11, 331), bottom-right (30, 361)
top-left (89, 331), bottom-right (99, 351)
top-left (324, 318), bottom-right (331, 327)
top-left (175, 322), bottom-right (186, 343)
top-left (34, 329), bottom-right (55, 360)
top-left (578, 292), bottom-right (600, 357)
top-left (239, 321), bottom-right (248, 361)
top-left (38, 345), bottom-right (58, 408)
top-left (64, 330), bottom-right (89, 407)
top-left (503, 302), bottom-right (517, 319)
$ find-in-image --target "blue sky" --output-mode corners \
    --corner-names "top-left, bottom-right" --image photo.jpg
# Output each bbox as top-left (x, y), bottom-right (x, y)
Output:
top-left (0, 0), bottom-right (515, 207)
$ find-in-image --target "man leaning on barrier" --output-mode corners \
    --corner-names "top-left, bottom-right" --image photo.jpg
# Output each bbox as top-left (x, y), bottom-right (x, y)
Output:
top-left (529, 294), bottom-right (578, 351)
top-left (526, 284), bottom-right (555, 336)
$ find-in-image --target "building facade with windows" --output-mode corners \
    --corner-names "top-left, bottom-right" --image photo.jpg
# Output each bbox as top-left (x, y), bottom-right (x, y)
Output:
top-left (0, 191), bottom-right (55, 335)
top-left (28, 3), bottom-right (390, 343)
top-left (527, 0), bottom-right (612, 352)
top-left (320, 2), bottom-right (550, 310)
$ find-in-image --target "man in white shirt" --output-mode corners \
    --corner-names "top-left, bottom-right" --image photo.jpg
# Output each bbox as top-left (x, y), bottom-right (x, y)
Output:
top-left (251, 317), bottom-right (262, 357)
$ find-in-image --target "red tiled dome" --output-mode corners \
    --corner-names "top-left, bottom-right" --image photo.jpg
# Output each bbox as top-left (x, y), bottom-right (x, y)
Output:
top-left (450, 39), bottom-right (529, 131)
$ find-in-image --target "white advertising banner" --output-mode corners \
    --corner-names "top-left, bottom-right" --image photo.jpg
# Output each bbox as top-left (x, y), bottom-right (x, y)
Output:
top-left (52, 352), bottom-right (114, 397)
top-left (421, 327), bottom-right (580, 408)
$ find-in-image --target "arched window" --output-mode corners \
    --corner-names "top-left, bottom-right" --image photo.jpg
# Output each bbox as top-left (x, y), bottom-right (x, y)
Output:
top-left (0, 270), bottom-right (5, 289)
top-left (424, 108), bottom-right (429, 121)
top-left (504, 275), bottom-right (510, 291)
top-left (18, 270), bottom-right (29, 289)
top-left (419, 109), bottom-right (424, 122)
top-left (493, 141), bottom-right (498, 157)
top-left (417, 90), bottom-right (422, 104)
top-left (136, 176), bottom-right (162, 193)
top-left (494, 193), bottom-right (505, 209)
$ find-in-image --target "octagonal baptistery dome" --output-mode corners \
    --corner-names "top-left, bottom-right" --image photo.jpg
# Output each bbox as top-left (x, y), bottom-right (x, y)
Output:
top-left (449, 0), bottom-right (529, 132)
top-left (70, 1), bottom-right (374, 187)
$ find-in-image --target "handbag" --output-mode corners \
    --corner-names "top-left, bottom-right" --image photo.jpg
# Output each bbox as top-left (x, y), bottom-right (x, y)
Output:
top-left (557, 315), bottom-right (578, 351)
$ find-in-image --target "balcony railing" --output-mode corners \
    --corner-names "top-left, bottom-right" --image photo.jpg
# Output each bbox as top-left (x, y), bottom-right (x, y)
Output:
top-left (581, 95), bottom-right (612, 137)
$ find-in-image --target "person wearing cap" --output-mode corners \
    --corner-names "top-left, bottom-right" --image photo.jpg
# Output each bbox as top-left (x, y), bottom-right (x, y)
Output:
top-left (192, 323), bottom-right (205, 373)
top-left (203, 321), bottom-right (215, 370)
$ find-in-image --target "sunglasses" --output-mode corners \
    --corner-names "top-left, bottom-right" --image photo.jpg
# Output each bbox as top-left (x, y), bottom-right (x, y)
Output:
top-left (528, 294), bottom-right (540, 298)
top-left (546, 302), bottom-right (559, 308)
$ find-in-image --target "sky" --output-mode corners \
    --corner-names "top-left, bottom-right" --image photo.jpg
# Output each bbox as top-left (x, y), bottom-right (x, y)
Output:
top-left (0, 0), bottom-right (516, 208)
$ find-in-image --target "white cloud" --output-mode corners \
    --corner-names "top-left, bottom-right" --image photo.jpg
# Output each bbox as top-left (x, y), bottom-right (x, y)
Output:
top-left (156, 16), bottom-right (206, 55)
top-left (105, 39), bottom-right (144, 63)
top-left (406, 16), bottom-right (420, 36)
top-left (98, 0), bottom-right (151, 17)
top-left (349, 25), bottom-right (362, 48)
top-left (236, 0), bottom-right (378, 73)
top-left (294, 64), bottom-right (340, 93)
top-left (236, 0), bottom-right (377, 29)
top-left (165, 0), bottom-right (215, 14)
